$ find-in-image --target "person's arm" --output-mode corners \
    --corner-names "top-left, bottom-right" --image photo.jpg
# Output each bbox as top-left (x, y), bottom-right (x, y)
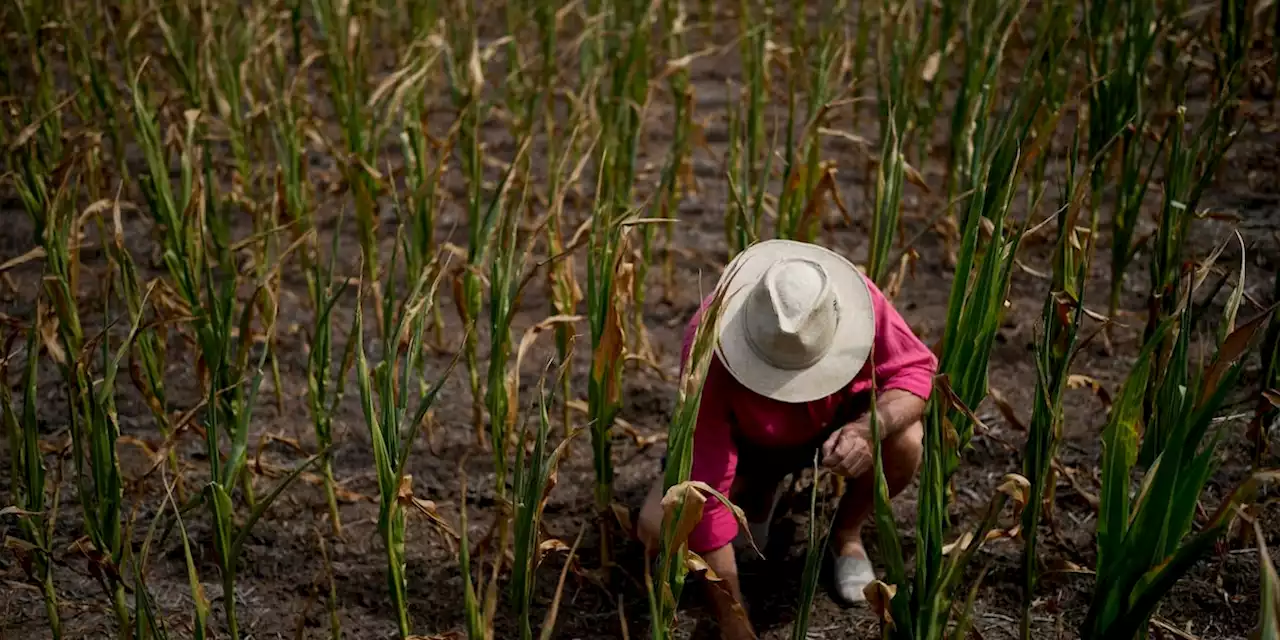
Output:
top-left (822, 388), bottom-right (925, 475)
top-left (823, 277), bottom-right (936, 476)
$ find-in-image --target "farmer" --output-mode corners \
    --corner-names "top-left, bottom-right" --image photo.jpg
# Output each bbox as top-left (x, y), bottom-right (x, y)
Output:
top-left (638, 239), bottom-right (937, 639)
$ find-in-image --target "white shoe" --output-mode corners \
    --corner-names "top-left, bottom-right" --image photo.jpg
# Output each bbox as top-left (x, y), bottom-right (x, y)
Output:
top-left (833, 554), bottom-right (876, 604)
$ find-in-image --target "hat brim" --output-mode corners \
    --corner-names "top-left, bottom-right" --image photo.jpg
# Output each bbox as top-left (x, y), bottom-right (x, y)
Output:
top-left (714, 240), bottom-right (874, 404)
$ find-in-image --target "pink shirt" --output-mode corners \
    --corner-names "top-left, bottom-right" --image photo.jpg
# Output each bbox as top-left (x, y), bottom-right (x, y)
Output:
top-left (678, 274), bottom-right (937, 553)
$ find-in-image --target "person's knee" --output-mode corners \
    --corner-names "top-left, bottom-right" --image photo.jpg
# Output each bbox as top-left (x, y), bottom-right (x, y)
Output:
top-left (887, 420), bottom-right (924, 471)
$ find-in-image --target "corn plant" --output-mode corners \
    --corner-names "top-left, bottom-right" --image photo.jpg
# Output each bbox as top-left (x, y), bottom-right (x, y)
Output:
top-left (866, 0), bottom-right (931, 284)
top-left (867, 390), bottom-right (1030, 640)
top-left (15, 135), bottom-right (137, 633)
top-left (305, 227), bottom-right (357, 536)
top-left (1082, 0), bottom-right (1161, 321)
top-left (1140, 94), bottom-right (1241, 464)
top-left (867, 109), bottom-right (907, 286)
top-left (354, 241), bottom-right (459, 638)
top-left (485, 141), bottom-right (534, 496)
top-left (648, 272), bottom-right (748, 638)
top-left (511, 379), bottom-right (579, 640)
top-left (588, 0), bottom-right (657, 563)
top-left (398, 35), bottom-right (449, 348)
top-left (942, 0), bottom-right (1021, 215)
top-left (867, 4), bottom-right (1076, 636)
top-left (537, 1), bottom-right (592, 438)
top-left (1020, 141), bottom-right (1092, 640)
top-left (654, 0), bottom-right (692, 301)
top-left (1, 326), bottom-right (62, 639)
top-left (444, 0), bottom-right (494, 444)
top-left (458, 471), bottom-right (496, 640)
top-left (133, 67), bottom-right (319, 639)
top-left (105, 198), bottom-right (180, 498)
top-left (209, 4), bottom-right (288, 411)
top-left (312, 0), bottom-right (383, 287)
top-left (62, 0), bottom-right (125, 191)
top-left (774, 0), bottom-right (845, 245)
top-left (263, 38), bottom-right (355, 536)
top-left (1082, 295), bottom-right (1277, 639)
top-left (791, 457), bottom-right (834, 640)
top-left (636, 0), bottom-right (694, 355)
top-left (725, 0), bottom-right (770, 257)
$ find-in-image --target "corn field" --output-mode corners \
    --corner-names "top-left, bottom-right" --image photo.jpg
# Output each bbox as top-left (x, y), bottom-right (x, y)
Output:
top-left (1, 0), bottom-right (1279, 639)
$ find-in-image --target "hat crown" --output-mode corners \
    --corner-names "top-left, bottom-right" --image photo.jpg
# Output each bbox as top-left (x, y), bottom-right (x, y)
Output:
top-left (744, 258), bottom-right (839, 370)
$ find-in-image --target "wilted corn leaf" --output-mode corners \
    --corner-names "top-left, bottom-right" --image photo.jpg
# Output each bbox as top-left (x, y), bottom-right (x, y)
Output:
top-left (685, 551), bottom-right (722, 582)
top-left (1202, 303), bottom-right (1279, 408)
top-left (865, 580), bottom-right (898, 629)
top-left (610, 502), bottom-right (634, 536)
top-left (658, 481), bottom-right (707, 559)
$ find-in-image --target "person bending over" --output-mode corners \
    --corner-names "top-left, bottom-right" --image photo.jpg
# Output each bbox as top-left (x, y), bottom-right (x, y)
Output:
top-left (638, 239), bottom-right (937, 639)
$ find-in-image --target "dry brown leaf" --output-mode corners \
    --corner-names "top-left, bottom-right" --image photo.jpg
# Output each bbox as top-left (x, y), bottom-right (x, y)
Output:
top-left (611, 502), bottom-right (635, 536)
top-left (1067, 374), bottom-right (1112, 409)
top-left (591, 300), bottom-right (626, 407)
top-left (0, 247), bottom-right (46, 274)
top-left (997, 473), bottom-right (1032, 507)
top-left (8, 93), bottom-right (77, 152)
top-left (538, 538), bottom-right (571, 557)
top-left (902, 157), bottom-right (930, 193)
top-left (920, 51), bottom-right (942, 81)
top-left (864, 580), bottom-right (898, 628)
top-left (989, 388), bottom-right (1027, 432)
top-left (685, 551), bottom-right (722, 582)
top-left (398, 475), bottom-right (459, 541)
top-left (1044, 558), bottom-right (1092, 575)
top-left (36, 300), bottom-right (65, 365)
top-left (0, 506), bottom-right (42, 518)
top-left (659, 482), bottom-right (707, 560)
top-left (941, 531), bottom-right (974, 556)
top-left (1264, 389), bottom-right (1280, 408)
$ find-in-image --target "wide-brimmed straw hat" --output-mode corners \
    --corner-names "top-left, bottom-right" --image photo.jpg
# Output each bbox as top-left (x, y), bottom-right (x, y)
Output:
top-left (714, 239), bottom-right (874, 404)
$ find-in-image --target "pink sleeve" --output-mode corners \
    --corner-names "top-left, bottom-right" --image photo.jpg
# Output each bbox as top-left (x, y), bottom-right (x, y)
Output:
top-left (866, 278), bottom-right (937, 399)
top-left (678, 300), bottom-right (741, 554)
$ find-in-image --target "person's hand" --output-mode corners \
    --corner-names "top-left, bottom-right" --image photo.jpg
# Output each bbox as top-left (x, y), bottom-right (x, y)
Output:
top-left (821, 423), bottom-right (873, 478)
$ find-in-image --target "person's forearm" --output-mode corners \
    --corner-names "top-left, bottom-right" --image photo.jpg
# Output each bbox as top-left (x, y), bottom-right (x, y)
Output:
top-left (858, 388), bottom-right (926, 440)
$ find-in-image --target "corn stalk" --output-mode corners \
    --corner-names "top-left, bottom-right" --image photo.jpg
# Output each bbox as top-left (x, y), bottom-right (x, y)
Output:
top-left (511, 379), bottom-right (579, 640)
top-left (725, 0), bottom-right (770, 257)
top-left (589, 0), bottom-right (655, 565)
top-left (444, 0), bottom-right (493, 445)
top-left (1020, 140), bottom-right (1091, 640)
top-left (868, 2), bottom-right (1079, 636)
top-left (791, 458), bottom-right (835, 640)
top-left (649, 272), bottom-right (745, 638)
top-left (1140, 92), bottom-right (1241, 464)
top-left (354, 240), bottom-right (459, 639)
top-left (311, 0), bottom-right (383, 290)
top-left (1082, 0), bottom-right (1160, 322)
top-left (1, 326), bottom-right (63, 639)
top-left (132, 68), bottom-right (319, 640)
top-left (1083, 293), bottom-right (1278, 639)
top-left (774, 0), bottom-right (844, 244)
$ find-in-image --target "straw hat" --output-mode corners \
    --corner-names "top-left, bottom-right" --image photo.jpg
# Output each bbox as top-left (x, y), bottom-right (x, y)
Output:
top-left (714, 239), bottom-right (875, 404)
